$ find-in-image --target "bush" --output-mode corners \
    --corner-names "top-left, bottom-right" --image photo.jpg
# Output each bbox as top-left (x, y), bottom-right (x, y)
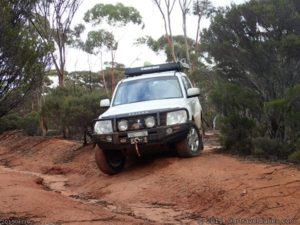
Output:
top-left (42, 87), bottom-right (106, 138)
top-left (0, 111), bottom-right (39, 136)
top-left (252, 137), bottom-right (292, 160)
top-left (0, 114), bottom-right (21, 133)
top-left (210, 83), bottom-right (262, 155)
top-left (20, 111), bottom-right (40, 136)
top-left (288, 151), bottom-right (300, 164)
top-left (211, 82), bottom-right (300, 163)
top-left (220, 116), bottom-right (256, 155)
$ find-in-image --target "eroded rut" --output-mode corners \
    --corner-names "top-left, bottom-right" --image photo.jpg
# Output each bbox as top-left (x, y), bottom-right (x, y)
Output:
top-left (0, 131), bottom-right (299, 225)
top-left (0, 165), bottom-right (200, 224)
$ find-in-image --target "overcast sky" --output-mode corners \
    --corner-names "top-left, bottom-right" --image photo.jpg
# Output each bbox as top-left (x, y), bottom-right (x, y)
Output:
top-left (64, 0), bottom-right (247, 72)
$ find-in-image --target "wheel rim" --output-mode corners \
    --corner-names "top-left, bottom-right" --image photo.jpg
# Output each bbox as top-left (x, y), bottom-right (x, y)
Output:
top-left (187, 127), bottom-right (199, 152)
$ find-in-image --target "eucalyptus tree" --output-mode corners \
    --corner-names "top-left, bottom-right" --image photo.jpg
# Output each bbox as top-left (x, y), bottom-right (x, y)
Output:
top-left (202, 0), bottom-right (300, 152)
top-left (179, 0), bottom-right (192, 64)
top-left (152, 0), bottom-right (177, 62)
top-left (30, 0), bottom-right (82, 87)
top-left (193, 0), bottom-right (214, 56)
top-left (83, 3), bottom-right (143, 91)
top-left (0, 0), bottom-right (51, 117)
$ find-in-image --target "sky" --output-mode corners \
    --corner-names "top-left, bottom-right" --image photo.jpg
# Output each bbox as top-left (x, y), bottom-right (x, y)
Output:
top-left (64, 0), bottom-right (247, 72)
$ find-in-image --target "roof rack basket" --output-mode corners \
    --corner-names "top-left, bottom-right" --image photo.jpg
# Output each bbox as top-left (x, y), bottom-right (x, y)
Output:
top-left (125, 61), bottom-right (190, 77)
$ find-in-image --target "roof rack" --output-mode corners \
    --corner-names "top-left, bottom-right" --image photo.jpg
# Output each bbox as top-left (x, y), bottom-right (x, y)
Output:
top-left (125, 61), bottom-right (190, 77)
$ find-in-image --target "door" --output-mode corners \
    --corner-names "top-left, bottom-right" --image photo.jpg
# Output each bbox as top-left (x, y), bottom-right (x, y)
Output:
top-left (181, 76), bottom-right (202, 129)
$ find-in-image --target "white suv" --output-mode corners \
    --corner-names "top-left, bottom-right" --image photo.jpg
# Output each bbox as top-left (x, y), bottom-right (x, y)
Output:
top-left (92, 62), bottom-right (203, 174)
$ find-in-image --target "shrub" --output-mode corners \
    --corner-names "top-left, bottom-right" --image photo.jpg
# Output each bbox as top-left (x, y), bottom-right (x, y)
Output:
top-left (0, 114), bottom-right (21, 133)
top-left (288, 151), bottom-right (300, 164)
top-left (252, 137), bottom-right (292, 160)
top-left (42, 87), bottom-right (106, 139)
top-left (20, 111), bottom-right (40, 136)
top-left (220, 116), bottom-right (256, 155)
top-left (0, 112), bottom-right (39, 136)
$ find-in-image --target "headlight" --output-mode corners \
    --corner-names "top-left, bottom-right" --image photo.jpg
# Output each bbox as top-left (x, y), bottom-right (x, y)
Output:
top-left (118, 120), bottom-right (128, 131)
top-left (145, 116), bottom-right (155, 128)
top-left (94, 120), bottom-right (113, 134)
top-left (166, 110), bottom-right (187, 125)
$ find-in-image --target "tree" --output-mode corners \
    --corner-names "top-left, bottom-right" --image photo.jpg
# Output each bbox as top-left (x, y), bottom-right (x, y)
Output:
top-left (84, 30), bottom-right (118, 94)
top-left (140, 0), bottom-right (214, 66)
top-left (193, 0), bottom-right (214, 59)
top-left (83, 3), bottom-right (143, 26)
top-left (202, 0), bottom-right (300, 158)
top-left (202, 0), bottom-right (300, 100)
top-left (179, 0), bottom-right (192, 64)
top-left (30, 0), bottom-right (82, 87)
top-left (137, 35), bottom-right (196, 62)
top-left (41, 87), bottom-right (105, 141)
top-left (152, 0), bottom-right (177, 62)
top-left (82, 3), bottom-right (143, 92)
top-left (67, 71), bottom-right (101, 91)
top-left (0, 0), bottom-right (51, 118)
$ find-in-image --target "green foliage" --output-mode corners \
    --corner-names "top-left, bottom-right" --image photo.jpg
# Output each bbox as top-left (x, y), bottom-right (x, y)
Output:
top-left (213, 83), bottom-right (300, 160)
top-left (66, 68), bottom-right (124, 94)
top-left (264, 98), bottom-right (287, 140)
top-left (210, 83), bottom-right (262, 118)
top-left (288, 151), bottom-right (300, 164)
top-left (203, 0), bottom-right (300, 163)
top-left (285, 84), bottom-right (300, 142)
top-left (219, 116), bottom-right (256, 155)
top-left (0, 0), bottom-right (51, 117)
top-left (263, 84), bottom-right (300, 141)
top-left (252, 137), bottom-right (291, 159)
top-left (193, 0), bottom-right (214, 18)
top-left (42, 87), bottom-right (105, 138)
top-left (210, 83), bottom-right (259, 154)
top-left (0, 114), bottom-right (21, 134)
top-left (0, 112), bottom-right (39, 136)
top-left (201, 0), bottom-right (300, 100)
top-left (84, 3), bottom-right (143, 27)
top-left (67, 71), bottom-right (101, 90)
top-left (31, 0), bottom-right (82, 87)
top-left (85, 30), bottom-right (117, 54)
top-left (20, 112), bottom-right (40, 136)
top-left (78, 3), bottom-right (143, 55)
top-left (136, 35), bottom-right (197, 62)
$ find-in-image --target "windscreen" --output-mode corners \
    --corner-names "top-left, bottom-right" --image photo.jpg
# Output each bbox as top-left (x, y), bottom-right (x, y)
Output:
top-left (113, 76), bottom-right (183, 106)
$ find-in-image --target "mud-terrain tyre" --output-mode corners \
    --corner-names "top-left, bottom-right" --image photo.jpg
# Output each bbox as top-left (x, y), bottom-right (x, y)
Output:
top-left (95, 145), bottom-right (126, 175)
top-left (176, 124), bottom-right (203, 157)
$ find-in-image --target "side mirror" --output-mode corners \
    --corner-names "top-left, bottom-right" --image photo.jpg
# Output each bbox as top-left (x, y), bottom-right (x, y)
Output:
top-left (100, 99), bottom-right (110, 108)
top-left (187, 88), bottom-right (200, 98)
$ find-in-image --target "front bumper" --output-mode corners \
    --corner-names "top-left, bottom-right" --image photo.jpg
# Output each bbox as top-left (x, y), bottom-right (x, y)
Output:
top-left (92, 122), bottom-right (192, 151)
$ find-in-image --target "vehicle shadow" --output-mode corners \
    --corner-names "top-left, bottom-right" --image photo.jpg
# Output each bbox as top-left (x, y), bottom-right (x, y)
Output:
top-left (124, 148), bottom-right (178, 173)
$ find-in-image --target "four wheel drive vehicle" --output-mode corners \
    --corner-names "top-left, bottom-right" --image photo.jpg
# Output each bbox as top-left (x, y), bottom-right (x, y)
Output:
top-left (92, 62), bottom-right (203, 175)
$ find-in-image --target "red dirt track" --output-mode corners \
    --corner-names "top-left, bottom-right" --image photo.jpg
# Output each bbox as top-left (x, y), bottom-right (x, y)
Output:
top-left (0, 131), bottom-right (299, 225)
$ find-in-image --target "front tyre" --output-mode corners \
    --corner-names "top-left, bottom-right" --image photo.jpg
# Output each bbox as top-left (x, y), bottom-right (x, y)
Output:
top-left (176, 124), bottom-right (203, 157)
top-left (95, 145), bottom-right (126, 175)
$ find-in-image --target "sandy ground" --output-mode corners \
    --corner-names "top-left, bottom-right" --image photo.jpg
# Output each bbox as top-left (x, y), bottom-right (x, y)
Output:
top-left (0, 131), bottom-right (299, 225)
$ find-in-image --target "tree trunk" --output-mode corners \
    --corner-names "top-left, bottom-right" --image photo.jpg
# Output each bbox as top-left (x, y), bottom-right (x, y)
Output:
top-left (63, 126), bottom-right (69, 139)
top-left (179, 0), bottom-right (191, 64)
top-left (100, 52), bottom-right (109, 96)
top-left (39, 116), bottom-right (47, 137)
top-left (193, 14), bottom-right (202, 69)
top-left (166, 1), bottom-right (176, 62)
top-left (58, 71), bottom-right (64, 87)
top-left (182, 15), bottom-right (190, 64)
top-left (163, 12), bottom-right (176, 62)
top-left (153, 0), bottom-right (176, 62)
top-left (110, 49), bottom-right (116, 93)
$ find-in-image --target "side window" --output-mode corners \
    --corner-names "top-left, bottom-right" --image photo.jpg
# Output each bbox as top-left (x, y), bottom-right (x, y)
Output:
top-left (181, 76), bottom-right (192, 92)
